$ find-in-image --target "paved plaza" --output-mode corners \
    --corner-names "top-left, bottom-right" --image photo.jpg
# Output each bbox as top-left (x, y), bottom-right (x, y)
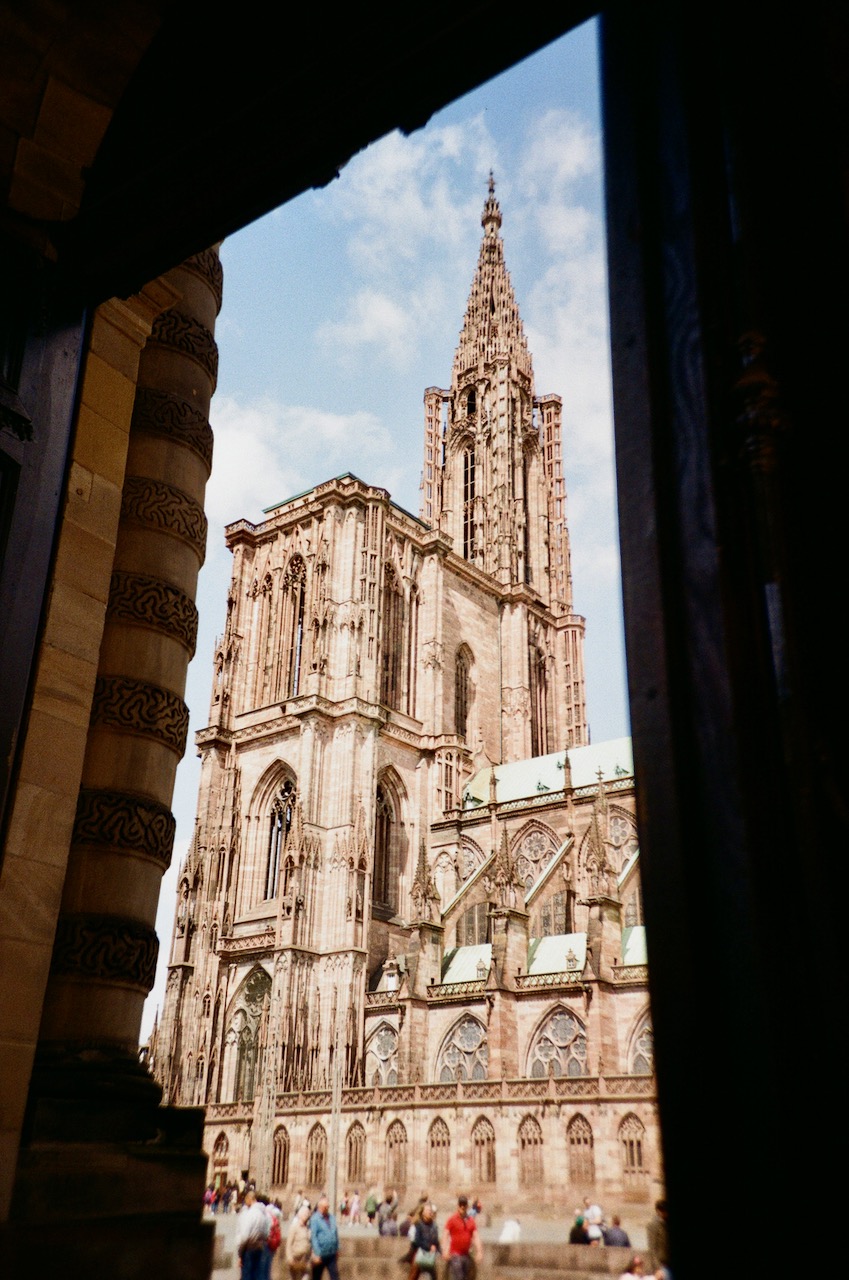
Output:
top-left (207, 1205), bottom-right (653, 1279)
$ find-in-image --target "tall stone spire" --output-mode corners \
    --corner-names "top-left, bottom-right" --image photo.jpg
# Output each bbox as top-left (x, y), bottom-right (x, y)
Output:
top-left (422, 177), bottom-right (574, 616)
top-left (451, 174), bottom-right (533, 385)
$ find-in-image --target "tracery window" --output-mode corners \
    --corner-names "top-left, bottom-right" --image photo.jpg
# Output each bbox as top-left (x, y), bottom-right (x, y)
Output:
top-left (620, 1113), bottom-right (647, 1176)
top-left (462, 446), bottom-right (476, 559)
top-left (428, 1117), bottom-right (450, 1185)
top-left (624, 883), bottom-right (644, 927)
top-left (227, 967), bottom-right (271, 1104)
top-left (515, 828), bottom-right (558, 895)
top-left (436, 1015), bottom-right (488, 1083)
top-left (630, 1017), bottom-right (654, 1075)
top-left (527, 1008), bottom-right (588, 1078)
top-left (272, 1126), bottom-right (290, 1185)
top-left (380, 564), bottom-right (404, 710)
top-left (212, 1132), bottom-right (229, 1181)
top-left (405, 584), bottom-right (419, 716)
top-left (235, 1027), bottom-right (255, 1101)
top-left (346, 1122), bottom-right (366, 1183)
top-left (437, 750), bottom-right (457, 815)
top-left (609, 810), bottom-right (640, 871)
top-left (306, 1123), bottom-right (327, 1187)
top-left (455, 901), bottom-right (489, 947)
top-left (282, 555), bottom-right (306, 698)
top-left (532, 890), bottom-right (571, 938)
top-left (373, 785), bottom-right (395, 912)
top-left (266, 778), bottom-right (296, 901)
top-left (455, 646), bottom-right (472, 740)
top-left (518, 1115), bottom-right (544, 1186)
top-left (386, 1119), bottom-right (408, 1186)
top-left (471, 1116), bottom-right (496, 1183)
top-left (567, 1114), bottom-right (595, 1184)
top-left (366, 1024), bottom-right (398, 1086)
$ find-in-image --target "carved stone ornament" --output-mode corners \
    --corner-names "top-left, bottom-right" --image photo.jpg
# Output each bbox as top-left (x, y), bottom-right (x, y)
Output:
top-left (72, 788), bottom-right (176, 869)
top-left (90, 675), bottom-right (189, 756)
top-left (51, 913), bottom-right (159, 992)
top-left (182, 248), bottom-right (224, 314)
top-left (121, 475), bottom-right (208, 565)
top-left (149, 308), bottom-right (219, 389)
top-left (107, 569), bottom-right (199, 656)
top-left (130, 387), bottom-right (214, 472)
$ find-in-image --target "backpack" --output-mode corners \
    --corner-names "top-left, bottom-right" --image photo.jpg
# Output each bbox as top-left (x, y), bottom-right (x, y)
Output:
top-left (267, 1213), bottom-right (282, 1252)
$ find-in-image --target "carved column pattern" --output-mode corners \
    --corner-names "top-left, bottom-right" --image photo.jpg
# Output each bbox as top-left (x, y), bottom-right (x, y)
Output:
top-left (37, 248), bottom-right (222, 1094)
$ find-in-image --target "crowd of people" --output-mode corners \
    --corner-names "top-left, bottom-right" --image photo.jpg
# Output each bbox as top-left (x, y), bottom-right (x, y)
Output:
top-left (205, 1180), bottom-right (671, 1279)
top-left (568, 1196), bottom-right (671, 1280)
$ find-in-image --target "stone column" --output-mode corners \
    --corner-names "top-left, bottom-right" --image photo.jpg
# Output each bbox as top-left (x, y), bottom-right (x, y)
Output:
top-left (11, 249), bottom-right (222, 1277)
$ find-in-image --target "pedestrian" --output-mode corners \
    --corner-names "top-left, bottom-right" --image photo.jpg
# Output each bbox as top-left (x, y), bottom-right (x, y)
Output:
top-left (408, 1201), bottom-right (439, 1278)
top-left (441, 1194), bottom-right (483, 1280)
top-left (620, 1255), bottom-right (646, 1279)
top-left (309, 1193), bottom-right (340, 1280)
top-left (603, 1215), bottom-right (631, 1248)
top-left (236, 1188), bottom-right (270, 1280)
top-left (365, 1187), bottom-right (379, 1226)
top-left (378, 1188), bottom-right (399, 1236)
top-left (263, 1196), bottom-right (283, 1279)
top-left (646, 1200), bottom-right (669, 1272)
top-left (285, 1201), bottom-right (312, 1279)
top-left (583, 1195), bottom-right (604, 1244)
top-left (569, 1214), bottom-right (590, 1245)
top-left (349, 1189), bottom-right (361, 1225)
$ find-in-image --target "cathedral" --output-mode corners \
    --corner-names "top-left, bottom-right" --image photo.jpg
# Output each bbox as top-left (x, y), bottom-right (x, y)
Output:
top-left (152, 181), bottom-right (662, 1213)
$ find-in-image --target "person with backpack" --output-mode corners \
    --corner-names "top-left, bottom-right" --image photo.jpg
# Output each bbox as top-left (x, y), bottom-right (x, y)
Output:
top-left (235, 1188), bottom-right (270, 1280)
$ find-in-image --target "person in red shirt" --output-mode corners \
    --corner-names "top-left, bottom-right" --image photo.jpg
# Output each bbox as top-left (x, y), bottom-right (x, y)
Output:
top-left (440, 1195), bottom-right (483, 1279)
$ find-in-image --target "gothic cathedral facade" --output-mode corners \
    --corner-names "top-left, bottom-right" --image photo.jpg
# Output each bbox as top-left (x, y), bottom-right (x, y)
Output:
top-left (152, 181), bottom-right (662, 1213)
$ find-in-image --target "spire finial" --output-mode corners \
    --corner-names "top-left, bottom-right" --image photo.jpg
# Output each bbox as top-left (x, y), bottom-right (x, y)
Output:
top-left (482, 173), bottom-right (502, 234)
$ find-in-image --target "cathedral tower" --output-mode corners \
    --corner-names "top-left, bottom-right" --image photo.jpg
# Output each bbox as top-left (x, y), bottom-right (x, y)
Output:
top-left (424, 177), bottom-right (587, 755)
top-left (152, 184), bottom-right (639, 1204)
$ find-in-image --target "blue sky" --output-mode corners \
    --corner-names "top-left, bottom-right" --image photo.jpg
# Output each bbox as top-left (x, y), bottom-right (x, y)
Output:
top-left (142, 17), bottom-right (629, 1041)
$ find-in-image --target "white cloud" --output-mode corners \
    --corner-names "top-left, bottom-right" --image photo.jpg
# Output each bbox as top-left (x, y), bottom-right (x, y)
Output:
top-left (316, 288), bottom-right (418, 369)
top-left (207, 395), bottom-right (396, 526)
top-left (518, 108), bottom-right (600, 192)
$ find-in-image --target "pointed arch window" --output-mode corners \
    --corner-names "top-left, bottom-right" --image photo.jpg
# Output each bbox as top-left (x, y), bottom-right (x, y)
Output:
top-left (455, 646), bottom-right (472, 740)
top-left (436, 1015), bottom-right (488, 1082)
top-left (282, 555), bottom-right (306, 698)
top-left (212, 1132), bottom-right (229, 1181)
top-left (428, 1117), bottom-right (450, 1185)
top-left (306, 1123), bottom-right (327, 1187)
top-left (630, 1016), bottom-right (654, 1075)
top-left (385, 1119), bottom-right (408, 1186)
top-left (405, 583), bottom-right (419, 716)
top-left (371, 773), bottom-right (404, 916)
top-left (518, 1115), bottom-right (544, 1186)
top-left (462, 447), bottom-right (476, 559)
top-left (527, 1008), bottom-right (587, 1078)
top-left (272, 1126), bottom-right (290, 1185)
top-left (567, 1114), bottom-right (595, 1184)
top-left (620, 1113), bottom-right (647, 1177)
top-left (471, 1116), bottom-right (496, 1184)
top-left (266, 778), bottom-right (296, 900)
top-left (366, 1023), bottom-right (398, 1086)
top-left (380, 564), bottom-right (404, 710)
top-left (346, 1122), bottom-right (366, 1183)
top-left (235, 1027), bottom-right (256, 1101)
